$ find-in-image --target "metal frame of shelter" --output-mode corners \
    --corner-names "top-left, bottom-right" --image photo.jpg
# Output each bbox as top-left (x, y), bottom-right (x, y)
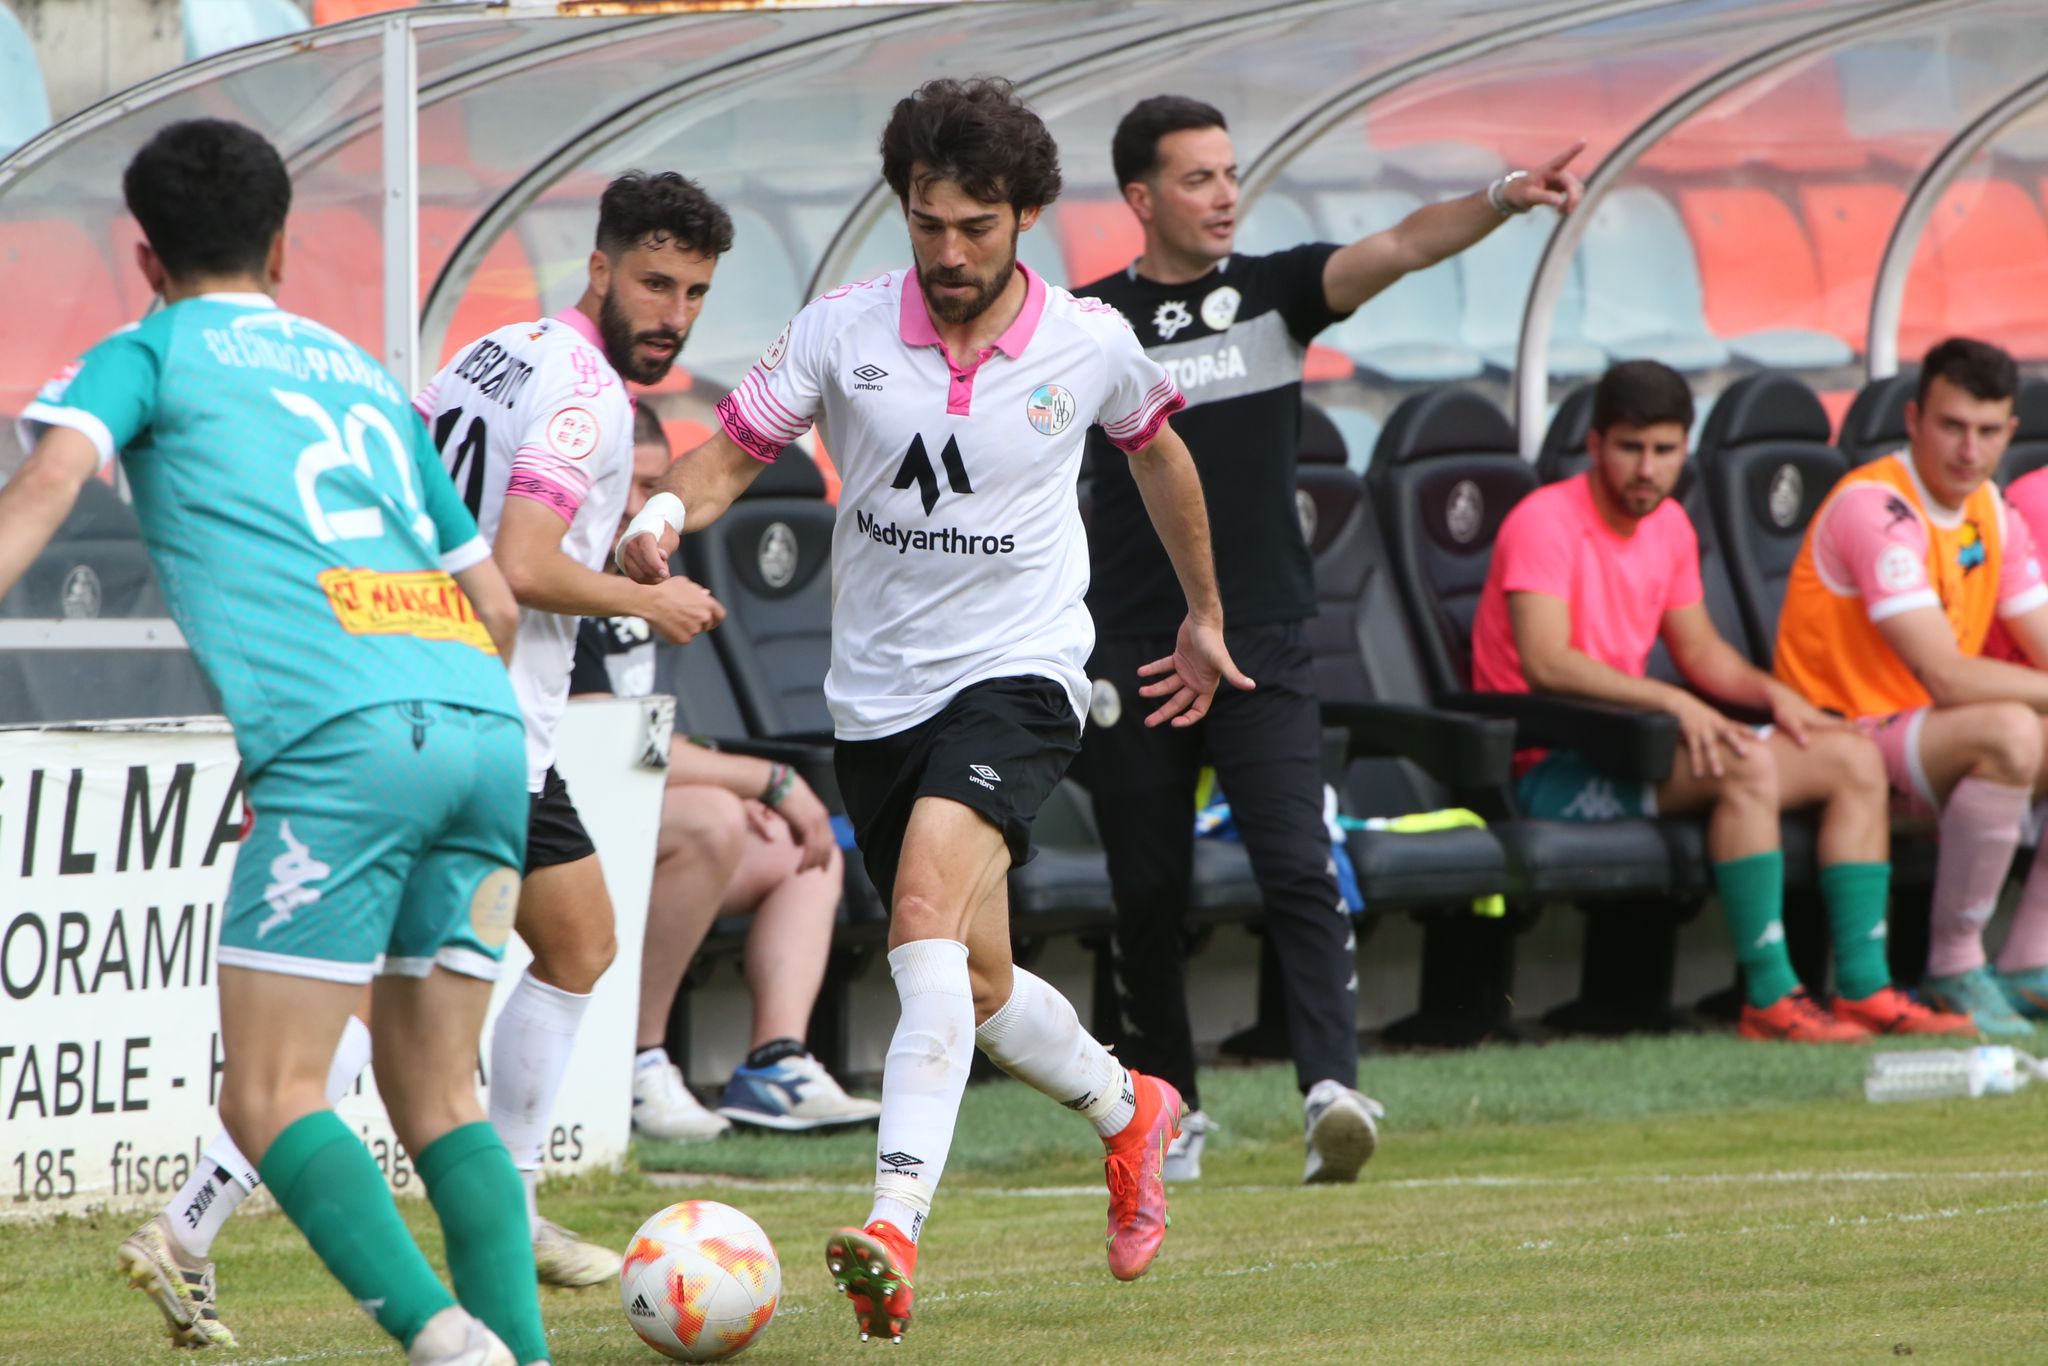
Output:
top-left (3, 0), bottom-right (2047, 648)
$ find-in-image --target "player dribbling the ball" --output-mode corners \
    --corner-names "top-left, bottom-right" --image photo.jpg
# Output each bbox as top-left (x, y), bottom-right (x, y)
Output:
top-left (617, 77), bottom-right (1249, 1344)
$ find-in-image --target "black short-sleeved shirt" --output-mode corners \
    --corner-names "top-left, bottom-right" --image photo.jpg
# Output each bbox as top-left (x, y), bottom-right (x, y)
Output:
top-left (1079, 244), bottom-right (1350, 635)
top-left (569, 614), bottom-right (654, 699)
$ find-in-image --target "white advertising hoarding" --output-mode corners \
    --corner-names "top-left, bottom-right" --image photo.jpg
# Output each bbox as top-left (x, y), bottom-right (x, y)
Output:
top-left (0, 697), bottom-right (664, 1219)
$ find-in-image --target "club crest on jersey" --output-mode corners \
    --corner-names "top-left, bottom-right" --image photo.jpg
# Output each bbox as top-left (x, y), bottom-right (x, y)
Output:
top-left (1026, 383), bottom-right (1076, 436)
top-left (545, 406), bottom-right (600, 460)
top-left (1201, 286), bottom-right (1241, 330)
top-left (1152, 300), bottom-right (1194, 340)
top-left (760, 322), bottom-right (791, 372)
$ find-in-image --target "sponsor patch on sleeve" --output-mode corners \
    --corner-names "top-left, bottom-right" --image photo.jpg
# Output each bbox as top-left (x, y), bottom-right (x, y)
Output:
top-left (1876, 542), bottom-right (1925, 594)
top-left (545, 406), bottom-right (600, 460)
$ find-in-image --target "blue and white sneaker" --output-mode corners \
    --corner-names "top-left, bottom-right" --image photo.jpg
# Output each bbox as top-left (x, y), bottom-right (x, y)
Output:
top-left (718, 1053), bottom-right (881, 1132)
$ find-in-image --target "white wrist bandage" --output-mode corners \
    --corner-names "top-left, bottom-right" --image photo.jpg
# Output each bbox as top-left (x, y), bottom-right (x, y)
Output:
top-left (615, 492), bottom-right (686, 572)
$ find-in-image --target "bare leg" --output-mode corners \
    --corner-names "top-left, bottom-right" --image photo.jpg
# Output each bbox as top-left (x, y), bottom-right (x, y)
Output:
top-left (636, 785), bottom-right (747, 1049)
top-left (730, 812), bottom-right (842, 1048)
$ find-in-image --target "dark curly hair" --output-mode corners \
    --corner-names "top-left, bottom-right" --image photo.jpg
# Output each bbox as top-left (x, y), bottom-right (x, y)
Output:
top-left (879, 77), bottom-right (1062, 212)
top-left (1918, 336), bottom-right (2017, 407)
top-left (124, 119), bottom-right (291, 282)
top-left (595, 171), bottom-right (734, 260)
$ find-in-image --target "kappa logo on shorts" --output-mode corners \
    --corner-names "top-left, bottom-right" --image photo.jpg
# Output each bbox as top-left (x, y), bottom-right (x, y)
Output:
top-left (258, 821), bottom-right (330, 938)
top-left (968, 764), bottom-right (1001, 791)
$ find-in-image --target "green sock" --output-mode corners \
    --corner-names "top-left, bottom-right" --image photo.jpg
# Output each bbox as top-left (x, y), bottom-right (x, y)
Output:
top-left (259, 1110), bottom-right (453, 1348)
top-left (1821, 861), bottom-right (1893, 1001)
top-left (419, 1122), bottom-right (550, 1365)
top-left (1715, 850), bottom-right (1798, 1008)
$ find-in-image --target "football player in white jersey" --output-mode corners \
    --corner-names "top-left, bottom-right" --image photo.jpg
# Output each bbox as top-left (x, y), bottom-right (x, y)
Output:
top-left (619, 79), bottom-right (1249, 1344)
top-left (418, 171), bottom-right (738, 1286)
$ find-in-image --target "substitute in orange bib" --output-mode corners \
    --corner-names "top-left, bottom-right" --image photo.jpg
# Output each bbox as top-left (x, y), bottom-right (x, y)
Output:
top-left (1777, 337), bottom-right (2048, 1035)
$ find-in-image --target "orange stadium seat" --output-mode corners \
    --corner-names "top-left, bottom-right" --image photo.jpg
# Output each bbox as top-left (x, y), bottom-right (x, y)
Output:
top-left (1923, 179), bottom-right (2048, 360)
top-left (419, 206), bottom-right (541, 367)
top-left (1678, 187), bottom-right (1830, 339)
top-left (1055, 199), bottom-right (1139, 288)
top-left (312, 0), bottom-right (412, 21)
top-left (1797, 181), bottom-right (1943, 353)
top-left (1364, 70), bottom-right (1607, 171)
top-left (1631, 59), bottom-right (1863, 174)
top-left (0, 218), bottom-right (123, 414)
top-left (278, 204), bottom-right (383, 352)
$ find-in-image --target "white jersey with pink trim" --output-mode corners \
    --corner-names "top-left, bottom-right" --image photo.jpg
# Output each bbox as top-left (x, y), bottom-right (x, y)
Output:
top-left (417, 309), bottom-right (633, 789)
top-left (717, 264), bottom-right (1184, 739)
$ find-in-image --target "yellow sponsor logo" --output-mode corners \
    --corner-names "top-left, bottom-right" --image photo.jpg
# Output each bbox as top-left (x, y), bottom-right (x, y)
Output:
top-left (318, 568), bottom-right (497, 653)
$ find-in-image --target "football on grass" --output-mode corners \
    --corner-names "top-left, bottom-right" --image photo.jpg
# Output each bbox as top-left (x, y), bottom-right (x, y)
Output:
top-left (620, 1200), bottom-right (781, 1361)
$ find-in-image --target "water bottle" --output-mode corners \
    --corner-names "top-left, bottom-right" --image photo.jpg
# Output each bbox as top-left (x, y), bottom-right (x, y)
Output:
top-left (1863, 1045), bottom-right (2046, 1103)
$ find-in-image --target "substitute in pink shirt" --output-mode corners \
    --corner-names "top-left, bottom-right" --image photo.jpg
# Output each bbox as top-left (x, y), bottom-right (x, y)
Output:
top-left (1463, 360), bottom-right (1953, 1044)
top-left (1470, 472), bottom-right (1702, 697)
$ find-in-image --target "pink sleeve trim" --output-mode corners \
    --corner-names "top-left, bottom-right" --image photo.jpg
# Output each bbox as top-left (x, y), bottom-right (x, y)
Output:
top-left (717, 391), bottom-right (786, 464)
top-left (1104, 377), bottom-right (1178, 436)
top-left (505, 471), bottom-right (582, 525)
top-left (1106, 391), bottom-right (1185, 454)
top-left (412, 380), bottom-right (439, 422)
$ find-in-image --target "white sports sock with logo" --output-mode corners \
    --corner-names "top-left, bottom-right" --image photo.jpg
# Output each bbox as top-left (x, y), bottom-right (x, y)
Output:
top-left (975, 968), bottom-right (1134, 1138)
top-left (166, 1014), bottom-right (373, 1261)
top-left (866, 939), bottom-right (975, 1245)
top-left (488, 970), bottom-right (592, 1235)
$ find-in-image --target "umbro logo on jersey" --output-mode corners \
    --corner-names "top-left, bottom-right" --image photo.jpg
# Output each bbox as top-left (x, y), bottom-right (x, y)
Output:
top-left (892, 433), bottom-right (972, 514)
top-left (852, 363), bottom-right (889, 390)
top-left (969, 764), bottom-right (1001, 791)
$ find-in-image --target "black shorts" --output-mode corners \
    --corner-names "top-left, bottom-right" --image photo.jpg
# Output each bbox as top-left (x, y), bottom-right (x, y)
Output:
top-left (833, 676), bottom-right (1081, 905)
top-left (526, 765), bottom-right (597, 873)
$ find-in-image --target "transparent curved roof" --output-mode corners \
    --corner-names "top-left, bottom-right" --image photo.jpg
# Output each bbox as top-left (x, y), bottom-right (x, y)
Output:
top-left (4, 0), bottom-right (2048, 645)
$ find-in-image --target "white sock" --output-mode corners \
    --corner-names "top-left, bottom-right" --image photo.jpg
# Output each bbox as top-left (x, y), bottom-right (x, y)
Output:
top-left (635, 1046), bottom-right (670, 1072)
top-left (975, 968), bottom-right (1134, 1138)
top-left (166, 1014), bottom-right (372, 1260)
top-left (865, 940), bottom-right (974, 1245)
top-left (327, 1013), bottom-right (374, 1102)
top-left (488, 971), bottom-right (591, 1235)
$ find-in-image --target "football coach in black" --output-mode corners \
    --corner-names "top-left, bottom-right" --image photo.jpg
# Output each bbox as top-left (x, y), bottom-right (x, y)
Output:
top-left (1074, 95), bottom-right (1583, 1184)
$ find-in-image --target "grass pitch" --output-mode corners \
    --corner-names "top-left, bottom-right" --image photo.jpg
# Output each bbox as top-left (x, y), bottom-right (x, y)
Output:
top-left (6, 1034), bottom-right (2047, 1364)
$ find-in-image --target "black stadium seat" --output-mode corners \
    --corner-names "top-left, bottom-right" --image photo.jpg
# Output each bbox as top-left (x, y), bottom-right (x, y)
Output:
top-left (683, 449), bottom-right (836, 739)
top-left (1998, 377), bottom-right (2048, 484)
top-left (0, 480), bottom-right (219, 725)
top-left (1692, 373), bottom-right (1845, 667)
top-left (1535, 384), bottom-right (1596, 485)
top-left (1297, 400), bottom-right (1521, 1043)
top-left (1837, 370), bottom-right (1916, 467)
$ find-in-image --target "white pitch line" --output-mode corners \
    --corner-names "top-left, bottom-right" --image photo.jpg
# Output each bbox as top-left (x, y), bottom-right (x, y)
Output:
top-left (649, 1167), bottom-right (2048, 1197)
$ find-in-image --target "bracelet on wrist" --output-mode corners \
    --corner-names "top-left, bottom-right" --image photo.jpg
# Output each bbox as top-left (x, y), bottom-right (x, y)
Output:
top-left (761, 762), bottom-right (797, 807)
top-left (1487, 170), bottom-right (1530, 216)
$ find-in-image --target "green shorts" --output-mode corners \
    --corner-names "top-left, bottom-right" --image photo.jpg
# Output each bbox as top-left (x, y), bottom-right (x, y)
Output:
top-left (1515, 750), bottom-right (1659, 821)
top-left (218, 701), bottom-right (527, 984)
